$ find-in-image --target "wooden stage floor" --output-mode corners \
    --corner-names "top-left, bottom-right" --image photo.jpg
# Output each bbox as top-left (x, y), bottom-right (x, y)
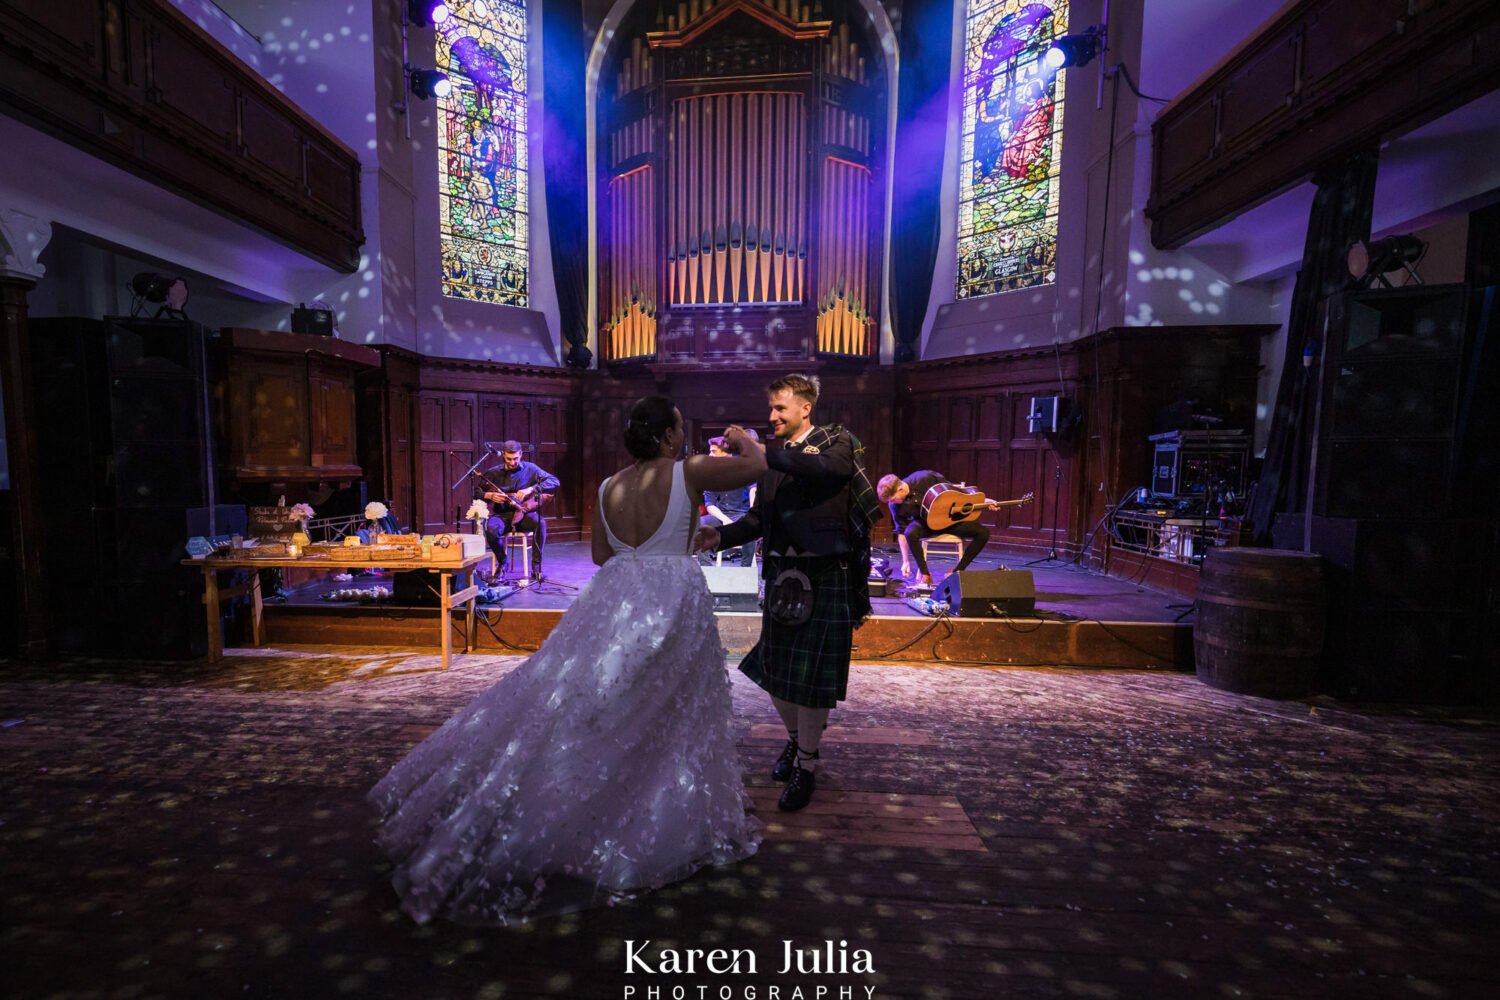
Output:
top-left (3, 651), bottom-right (1496, 999)
top-left (267, 541), bottom-right (1197, 670)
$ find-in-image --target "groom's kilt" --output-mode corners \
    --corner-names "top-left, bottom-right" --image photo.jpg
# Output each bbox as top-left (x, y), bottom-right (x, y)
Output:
top-left (739, 555), bottom-right (854, 708)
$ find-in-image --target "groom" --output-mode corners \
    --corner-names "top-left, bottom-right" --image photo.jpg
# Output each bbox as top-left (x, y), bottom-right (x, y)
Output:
top-left (693, 373), bottom-right (881, 811)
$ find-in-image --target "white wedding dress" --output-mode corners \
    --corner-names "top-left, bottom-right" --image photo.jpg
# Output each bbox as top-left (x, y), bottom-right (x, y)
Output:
top-left (369, 461), bottom-right (759, 925)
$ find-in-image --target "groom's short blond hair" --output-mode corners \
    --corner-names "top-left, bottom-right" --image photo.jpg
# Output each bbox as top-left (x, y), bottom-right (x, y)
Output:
top-left (767, 373), bottom-right (820, 405)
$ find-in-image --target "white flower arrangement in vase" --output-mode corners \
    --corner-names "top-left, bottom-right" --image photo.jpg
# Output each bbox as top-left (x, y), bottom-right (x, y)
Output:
top-left (465, 499), bottom-right (490, 533)
top-left (363, 500), bottom-right (390, 543)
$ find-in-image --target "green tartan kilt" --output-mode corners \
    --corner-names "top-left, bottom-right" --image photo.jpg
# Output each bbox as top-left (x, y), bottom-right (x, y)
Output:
top-left (739, 556), bottom-right (855, 709)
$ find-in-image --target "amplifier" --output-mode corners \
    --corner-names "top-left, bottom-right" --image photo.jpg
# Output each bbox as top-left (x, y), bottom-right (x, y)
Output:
top-left (291, 304), bottom-right (336, 336)
top-left (933, 570), bottom-right (1036, 618)
top-left (702, 563), bottom-right (759, 611)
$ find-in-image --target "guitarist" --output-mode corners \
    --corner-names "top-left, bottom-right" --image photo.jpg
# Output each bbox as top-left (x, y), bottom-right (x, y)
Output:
top-left (474, 440), bottom-right (560, 580)
top-left (876, 470), bottom-right (990, 590)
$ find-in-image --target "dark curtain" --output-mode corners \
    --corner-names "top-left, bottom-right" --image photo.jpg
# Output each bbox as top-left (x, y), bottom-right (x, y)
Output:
top-left (889, 0), bottom-right (955, 362)
top-left (542, 1), bottom-right (592, 367)
top-left (1247, 151), bottom-right (1379, 543)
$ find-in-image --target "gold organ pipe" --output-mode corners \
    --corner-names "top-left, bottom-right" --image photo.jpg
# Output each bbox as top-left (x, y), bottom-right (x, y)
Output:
top-left (729, 94), bottom-right (742, 303)
top-left (755, 94), bottom-right (769, 302)
top-left (796, 95), bottom-right (806, 301)
top-left (687, 99), bottom-right (699, 304)
top-left (714, 94), bottom-right (727, 304)
top-left (630, 170), bottom-right (640, 357)
top-left (699, 97), bottom-right (711, 303)
top-left (860, 169), bottom-right (871, 354)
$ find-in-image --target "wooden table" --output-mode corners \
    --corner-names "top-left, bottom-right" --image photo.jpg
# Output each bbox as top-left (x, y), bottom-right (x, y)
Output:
top-left (183, 552), bottom-right (492, 669)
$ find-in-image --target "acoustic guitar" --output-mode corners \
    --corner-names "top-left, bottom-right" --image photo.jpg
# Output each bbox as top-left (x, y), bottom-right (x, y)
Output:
top-left (921, 483), bottom-right (1035, 531)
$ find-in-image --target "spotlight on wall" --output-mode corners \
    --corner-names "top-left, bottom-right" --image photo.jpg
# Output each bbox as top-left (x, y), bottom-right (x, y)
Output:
top-left (1347, 234), bottom-right (1426, 287)
top-left (408, 67), bottom-right (452, 100)
top-left (130, 272), bottom-right (190, 318)
top-left (406, 2), bottom-right (450, 28)
top-left (1045, 27), bottom-right (1106, 71)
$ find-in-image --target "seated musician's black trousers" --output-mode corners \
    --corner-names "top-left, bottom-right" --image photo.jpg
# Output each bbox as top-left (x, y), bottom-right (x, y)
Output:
top-left (483, 512), bottom-right (546, 574)
top-left (903, 520), bottom-right (990, 575)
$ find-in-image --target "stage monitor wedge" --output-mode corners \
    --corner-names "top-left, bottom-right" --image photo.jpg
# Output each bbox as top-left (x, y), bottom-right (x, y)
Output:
top-left (934, 570), bottom-right (1036, 618)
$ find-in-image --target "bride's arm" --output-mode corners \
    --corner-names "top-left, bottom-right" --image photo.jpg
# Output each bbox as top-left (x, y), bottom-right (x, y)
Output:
top-left (591, 499), bottom-right (614, 566)
top-left (684, 426), bottom-right (766, 494)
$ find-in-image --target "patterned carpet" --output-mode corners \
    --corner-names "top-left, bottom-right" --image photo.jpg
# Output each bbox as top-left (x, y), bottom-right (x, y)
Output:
top-left (3, 647), bottom-right (1497, 999)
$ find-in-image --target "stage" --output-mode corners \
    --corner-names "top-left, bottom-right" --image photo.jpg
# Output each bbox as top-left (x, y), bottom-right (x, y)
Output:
top-left (260, 541), bottom-right (1196, 670)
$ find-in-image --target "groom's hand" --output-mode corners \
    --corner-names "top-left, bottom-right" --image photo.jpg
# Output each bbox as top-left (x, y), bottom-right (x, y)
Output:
top-left (692, 526), bottom-right (721, 554)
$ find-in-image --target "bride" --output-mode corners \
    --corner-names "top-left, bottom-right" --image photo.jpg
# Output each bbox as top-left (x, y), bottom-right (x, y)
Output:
top-left (369, 395), bottom-right (768, 925)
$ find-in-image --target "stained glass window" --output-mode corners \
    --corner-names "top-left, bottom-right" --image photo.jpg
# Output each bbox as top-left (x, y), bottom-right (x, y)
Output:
top-left (437, 1), bottom-right (529, 306)
top-left (957, 1), bottom-right (1067, 299)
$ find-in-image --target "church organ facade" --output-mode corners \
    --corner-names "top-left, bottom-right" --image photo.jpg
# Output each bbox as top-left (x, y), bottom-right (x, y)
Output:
top-left (598, 0), bottom-right (887, 366)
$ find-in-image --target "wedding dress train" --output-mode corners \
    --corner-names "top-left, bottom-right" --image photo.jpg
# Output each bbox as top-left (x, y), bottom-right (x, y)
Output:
top-left (369, 462), bottom-right (759, 924)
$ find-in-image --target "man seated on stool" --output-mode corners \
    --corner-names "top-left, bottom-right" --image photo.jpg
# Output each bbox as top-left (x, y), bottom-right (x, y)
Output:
top-left (876, 470), bottom-right (990, 590)
top-left (475, 440), bottom-right (559, 581)
top-left (698, 431), bottom-right (759, 566)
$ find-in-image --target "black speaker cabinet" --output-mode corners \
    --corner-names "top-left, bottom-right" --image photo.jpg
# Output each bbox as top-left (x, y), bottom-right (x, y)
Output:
top-left (29, 317), bottom-right (214, 657)
top-left (933, 570), bottom-right (1036, 617)
top-left (1312, 515), bottom-right (1493, 703)
top-left (393, 570), bottom-right (442, 607)
top-left (1316, 287), bottom-right (1465, 518)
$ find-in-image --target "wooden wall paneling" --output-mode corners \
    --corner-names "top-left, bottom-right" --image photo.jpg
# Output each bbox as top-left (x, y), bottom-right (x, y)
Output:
top-left (443, 395), bottom-right (477, 530)
top-left (534, 398), bottom-right (572, 521)
top-left (1008, 436), bottom-right (1042, 536)
top-left (308, 363), bottom-right (358, 470)
top-left (231, 362), bottom-right (308, 471)
top-left (1148, 0), bottom-right (1500, 248)
top-left (478, 398), bottom-right (507, 452)
top-left (0, 0), bottom-right (364, 271)
top-left (386, 383), bottom-right (415, 528)
top-left (148, 22), bottom-right (238, 145)
top-left (418, 448), bottom-right (449, 533)
top-left (416, 394), bottom-right (449, 533)
top-left (504, 400), bottom-right (534, 452)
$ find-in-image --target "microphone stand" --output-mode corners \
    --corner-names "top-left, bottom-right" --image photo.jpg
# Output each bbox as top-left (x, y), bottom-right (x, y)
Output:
top-left (1025, 459), bottom-right (1065, 568)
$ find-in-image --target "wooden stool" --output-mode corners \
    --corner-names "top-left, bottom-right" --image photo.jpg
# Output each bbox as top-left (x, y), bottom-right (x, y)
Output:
top-left (501, 531), bottom-right (533, 582)
top-left (922, 533), bottom-right (964, 564)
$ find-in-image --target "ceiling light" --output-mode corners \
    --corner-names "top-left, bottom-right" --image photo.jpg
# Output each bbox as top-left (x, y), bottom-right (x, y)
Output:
top-left (1045, 28), bottom-right (1106, 71)
top-left (409, 67), bottom-right (452, 100)
top-left (130, 272), bottom-right (189, 317)
top-left (1347, 234), bottom-right (1426, 286)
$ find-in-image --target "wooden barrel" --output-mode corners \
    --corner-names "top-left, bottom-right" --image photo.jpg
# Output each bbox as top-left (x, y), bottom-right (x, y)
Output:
top-left (1193, 548), bottom-right (1325, 697)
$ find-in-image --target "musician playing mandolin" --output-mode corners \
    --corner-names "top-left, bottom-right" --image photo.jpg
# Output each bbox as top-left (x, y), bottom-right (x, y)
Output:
top-left (474, 440), bottom-right (560, 580)
top-left (876, 470), bottom-right (990, 589)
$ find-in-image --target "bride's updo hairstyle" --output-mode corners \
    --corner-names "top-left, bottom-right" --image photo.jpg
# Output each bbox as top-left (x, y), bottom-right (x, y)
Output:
top-left (624, 395), bottom-right (677, 460)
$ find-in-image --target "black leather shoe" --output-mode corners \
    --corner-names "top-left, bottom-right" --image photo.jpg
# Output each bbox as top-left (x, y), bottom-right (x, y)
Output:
top-left (778, 767), bottom-right (815, 811)
top-left (771, 739), bottom-right (798, 783)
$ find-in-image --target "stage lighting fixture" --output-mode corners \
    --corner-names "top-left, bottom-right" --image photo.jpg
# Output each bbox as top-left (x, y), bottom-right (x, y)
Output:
top-left (130, 272), bottom-right (189, 316)
top-left (406, 2), bottom-right (450, 27)
top-left (1347, 234), bottom-right (1426, 286)
top-left (409, 67), bottom-right (452, 100)
top-left (1045, 28), bottom-right (1105, 71)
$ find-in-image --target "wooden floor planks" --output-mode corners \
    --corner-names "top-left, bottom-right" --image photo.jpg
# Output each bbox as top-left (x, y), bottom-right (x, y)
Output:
top-left (2, 647), bottom-right (1497, 1000)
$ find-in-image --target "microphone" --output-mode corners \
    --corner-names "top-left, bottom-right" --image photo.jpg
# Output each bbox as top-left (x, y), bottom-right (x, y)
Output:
top-left (484, 442), bottom-right (501, 453)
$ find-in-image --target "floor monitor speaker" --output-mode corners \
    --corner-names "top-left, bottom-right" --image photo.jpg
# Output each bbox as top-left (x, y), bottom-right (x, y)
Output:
top-left (701, 564), bottom-right (759, 611)
top-left (934, 570), bottom-right (1036, 617)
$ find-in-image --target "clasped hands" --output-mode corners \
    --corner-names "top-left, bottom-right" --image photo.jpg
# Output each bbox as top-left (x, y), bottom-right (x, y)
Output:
top-left (718, 424), bottom-right (763, 456)
top-left (691, 524), bottom-right (720, 555)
